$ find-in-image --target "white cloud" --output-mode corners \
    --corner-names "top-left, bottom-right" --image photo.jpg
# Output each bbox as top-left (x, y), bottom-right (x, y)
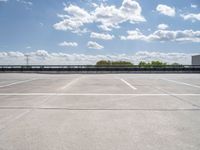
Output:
top-left (33, 50), bottom-right (49, 58)
top-left (26, 46), bottom-right (31, 49)
top-left (181, 13), bottom-right (200, 22)
top-left (121, 0), bottom-right (145, 23)
top-left (191, 4), bottom-right (197, 8)
top-left (120, 29), bottom-right (200, 42)
top-left (91, 3), bottom-right (98, 8)
top-left (59, 41), bottom-right (78, 47)
top-left (53, 0), bottom-right (145, 33)
top-left (7, 51), bottom-right (24, 57)
top-left (0, 50), bottom-right (195, 65)
top-left (90, 32), bottom-right (114, 40)
top-left (53, 4), bottom-right (93, 33)
top-left (156, 4), bottom-right (175, 17)
top-left (63, 4), bottom-right (92, 23)
top-left (16, 0), bottom-right (32, 6)
top-left (157, 24), bottom-right (169, 30)
top-left (0, 52), bottom-right (7, 57)
top-left (120, 29), bottom-right (146, 41)
top-left (133, 51), bottom-right (193, 65)
top-left (93, 0), bottom-right (146, 31)
top-left (87, 41), bottom-right (104, 49)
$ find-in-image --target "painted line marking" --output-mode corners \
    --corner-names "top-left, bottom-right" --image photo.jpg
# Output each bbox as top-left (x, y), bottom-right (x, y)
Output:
top-left (60, 76), bottom-right (84, 90)
top-left (0, 93), bottom-right (199, 96)
top-left (0, 95), bottom-right (52, 132)
top-left (0, 107), bottom-right (199, 111)
top-left (120, 78), bottom-right (137, 90)
top-left (162, 78), bottom-right (200, 89)
top-left (0, 78), bottom-right (38, 88)
top-left (0, 109), bottom-right (31, 131)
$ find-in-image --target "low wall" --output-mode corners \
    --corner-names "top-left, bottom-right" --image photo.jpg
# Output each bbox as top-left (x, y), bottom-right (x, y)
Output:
top-left (0, 65), bottom-right (200, 74)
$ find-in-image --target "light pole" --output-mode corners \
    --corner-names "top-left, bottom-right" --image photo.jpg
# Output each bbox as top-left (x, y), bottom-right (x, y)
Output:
top-left (25, 54), bottom-right (30, 66)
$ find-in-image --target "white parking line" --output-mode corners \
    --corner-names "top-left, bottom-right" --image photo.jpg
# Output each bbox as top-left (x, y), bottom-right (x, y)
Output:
top-left (0, 93), bottom-right (199, 96)
top-left (0, 95), bottom-right (52, 131)
top-left (162, 78), bottom-right (200, 89)
top-left (60, 76), bottom-right (84, 90)
top-left (120, 78), bottom-right (137, 90)
top-left (0, 109), bottom-right (31, 131)
top-left (0, 78), bottom-right (37, 88)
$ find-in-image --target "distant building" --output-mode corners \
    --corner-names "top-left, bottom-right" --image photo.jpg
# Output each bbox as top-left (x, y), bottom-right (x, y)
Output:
top-left (192, 55), bottom-right (200, 65)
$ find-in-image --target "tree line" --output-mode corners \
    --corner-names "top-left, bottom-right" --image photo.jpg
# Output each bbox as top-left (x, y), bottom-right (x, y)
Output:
top-left (96, 60), bottom-right (134, 67)
top-left (96, 60), bottom-right (181, 67)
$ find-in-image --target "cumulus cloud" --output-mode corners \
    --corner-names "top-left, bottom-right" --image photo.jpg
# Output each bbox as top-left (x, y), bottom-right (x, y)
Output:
top-left (59, 41), bottom-right (78, 47)
top-left (181, 13), bottom-right (200, 22)
top-left (53, 4), bottom-right (92, 33)
top-left (191, 4), bottom-right (197, 8)
top-left (156, 4), bottom-right (175, 17)
top-left (120, 29), bottom-right (200, 42)
top-left (33, 50), bottom-right (49, 58)
top-left (87, 41), bottom-right (104, 49)
top-left (93, 0), bottom-right (146, 31)
top-left (157, 24), bottom-right (169, 30)
top-left (90, 32), bottom-right (114, 40)
top-left (53, 0), bottom-right (145, 33)
top-left (0, 50), bottom-right (194, 65)
top-left (91, 3), bottom-right (98, 8)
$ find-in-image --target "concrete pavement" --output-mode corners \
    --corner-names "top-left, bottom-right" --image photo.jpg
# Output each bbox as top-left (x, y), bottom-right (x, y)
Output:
top-left (0, 73), bottom-right (200, 150)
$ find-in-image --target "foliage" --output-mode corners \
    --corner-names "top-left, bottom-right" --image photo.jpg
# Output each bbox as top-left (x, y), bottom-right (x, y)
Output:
top-left (139, 61), bottom-right (167, 68)
top-left (171, 62), bottom-right (181, 66)
top-left (151, 61), bottom-right (167, 67)
top-left (96, 60), bottom-right (111, 66)
top-left (138, 61), bottom-right (151, 68)
top-left (96, 60), bottom-right (173, 68)
top-left (96, 60), bottom-right (134, 67)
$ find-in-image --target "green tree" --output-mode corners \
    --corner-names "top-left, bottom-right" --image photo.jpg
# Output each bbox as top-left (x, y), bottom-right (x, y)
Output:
top-left (151, 61), bottom-right (167, 67)
top-left (138, 61), bottom-right (167, 68)
top-left (96, 60), bottom-right (111, 66)
top-left (112, 61), bottom-right (133, 66)
top-left (96, 60), bottom-right (134, 67)
top-left (138, 61), bottom-right (151, 68)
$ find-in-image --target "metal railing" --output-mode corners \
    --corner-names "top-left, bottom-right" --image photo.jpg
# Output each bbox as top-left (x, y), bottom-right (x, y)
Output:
top-left (0, 65), bottom-right (200, 73)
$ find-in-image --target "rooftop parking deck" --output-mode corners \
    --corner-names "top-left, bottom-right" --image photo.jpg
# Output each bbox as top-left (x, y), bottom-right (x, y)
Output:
top-left (0, 73), bottom-right (200, 150)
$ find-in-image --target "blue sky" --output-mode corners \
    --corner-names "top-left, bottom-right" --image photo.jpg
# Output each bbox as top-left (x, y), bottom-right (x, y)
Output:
top-left (0, 0), bottom-right (200, 65)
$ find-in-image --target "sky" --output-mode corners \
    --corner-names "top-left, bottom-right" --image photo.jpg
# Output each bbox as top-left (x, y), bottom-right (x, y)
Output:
top-left (0, 0), bottom-right (200, 65)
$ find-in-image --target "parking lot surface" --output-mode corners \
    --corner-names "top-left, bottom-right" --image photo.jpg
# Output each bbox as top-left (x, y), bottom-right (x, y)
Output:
top-left (0, 73), bottom-right (200, 150)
